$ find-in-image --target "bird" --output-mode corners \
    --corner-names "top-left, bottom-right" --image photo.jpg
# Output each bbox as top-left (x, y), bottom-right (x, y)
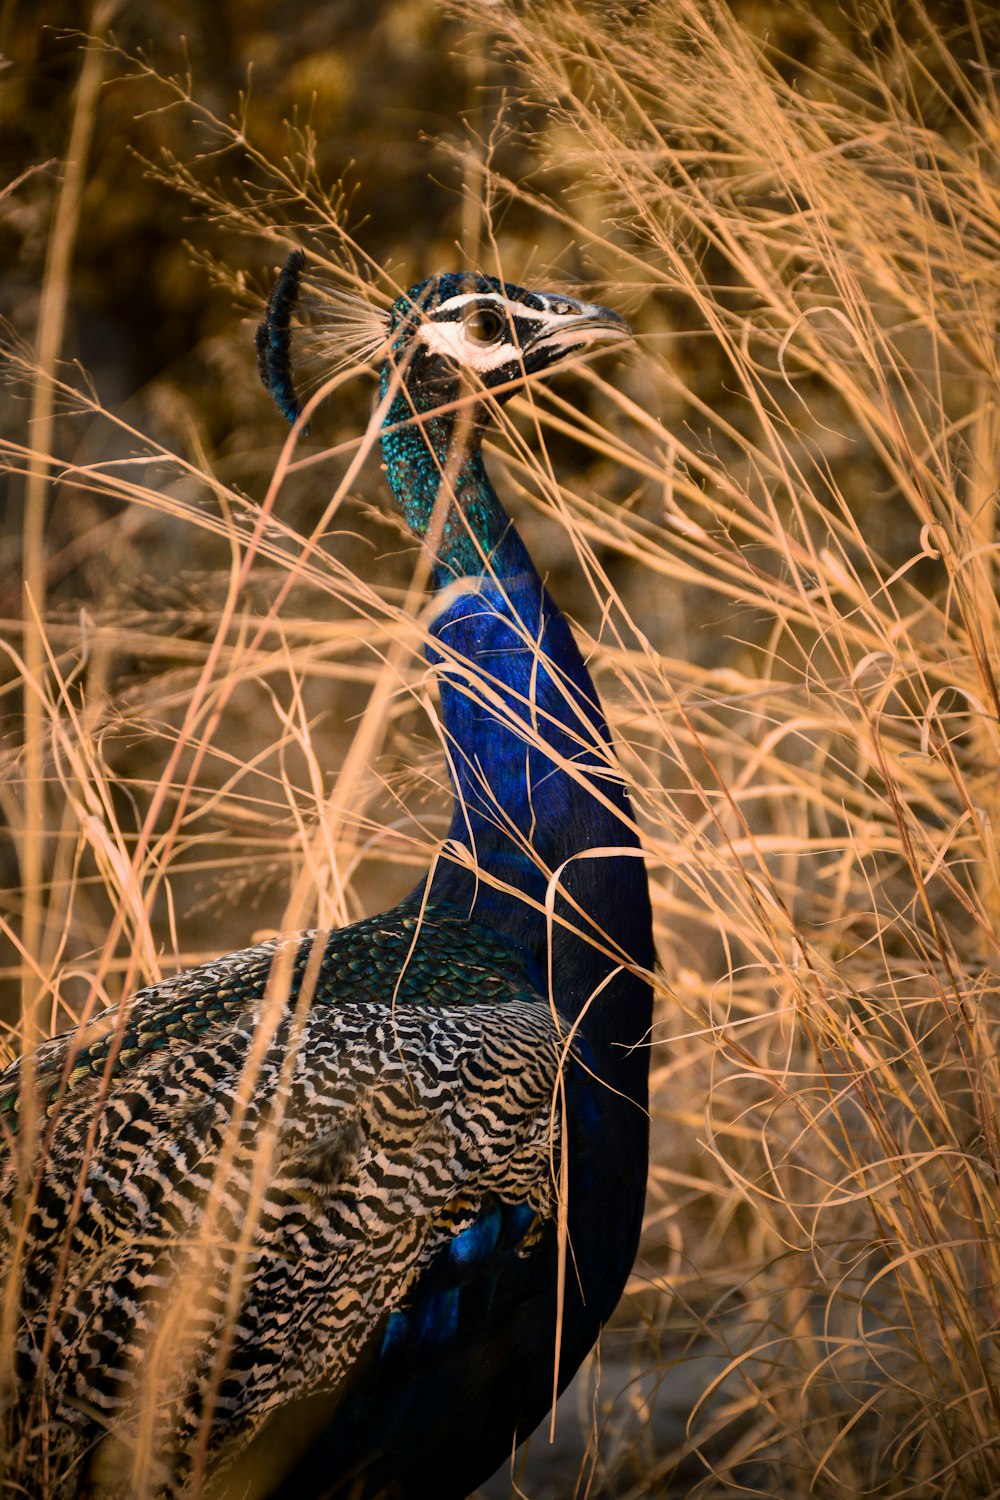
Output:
top-left (0, 254), bottom-right (654, 1499)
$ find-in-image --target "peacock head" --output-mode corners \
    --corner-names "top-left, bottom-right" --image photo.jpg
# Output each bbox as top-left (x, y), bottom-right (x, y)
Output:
top-left (257, 253), bottom-right (630, 433)
top-left (380, 272), bottom-right (630, 423)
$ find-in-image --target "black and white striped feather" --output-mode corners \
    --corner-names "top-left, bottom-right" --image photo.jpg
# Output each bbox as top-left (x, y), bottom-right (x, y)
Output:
top-left (1, 904), bottom-right (563, 1496)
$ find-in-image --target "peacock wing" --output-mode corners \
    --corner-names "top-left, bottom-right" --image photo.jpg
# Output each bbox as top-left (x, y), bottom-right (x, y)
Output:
top-left (0, 904), bottom-right (564, 1496)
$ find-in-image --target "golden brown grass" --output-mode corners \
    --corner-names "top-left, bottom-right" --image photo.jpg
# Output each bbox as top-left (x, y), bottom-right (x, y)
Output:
top-left (467, 4), bottom-right (1000, 1495)
top-left (3, 1), bottom-right (1000, 1495)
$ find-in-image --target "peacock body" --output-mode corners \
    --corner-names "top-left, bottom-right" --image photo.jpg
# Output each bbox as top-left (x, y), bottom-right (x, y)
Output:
top-left (1, 263), bottom-right (654, 1499)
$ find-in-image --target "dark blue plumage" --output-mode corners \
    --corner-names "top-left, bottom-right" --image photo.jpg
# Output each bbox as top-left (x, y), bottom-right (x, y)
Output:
top-left (0, 258), bottom-right (653, 1500)
top-left (260, 265), bottom-right (654, 1497)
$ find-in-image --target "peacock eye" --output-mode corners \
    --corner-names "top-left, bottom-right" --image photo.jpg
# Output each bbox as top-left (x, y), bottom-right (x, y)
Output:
top-left (462, 305), bottom-right (506, 345)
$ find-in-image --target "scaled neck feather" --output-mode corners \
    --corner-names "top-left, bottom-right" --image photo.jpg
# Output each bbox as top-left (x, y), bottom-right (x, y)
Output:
top-left (380, 401), bottom-right (528, 583)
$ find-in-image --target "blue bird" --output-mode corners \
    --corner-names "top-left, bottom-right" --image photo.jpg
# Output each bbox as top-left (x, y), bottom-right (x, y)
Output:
top-left (0, 258), bottom-right (654, 1499)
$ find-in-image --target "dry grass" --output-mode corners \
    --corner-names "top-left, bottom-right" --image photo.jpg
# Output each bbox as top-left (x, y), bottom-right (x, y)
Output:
top-left (3, 0), bottom-right (1000, 1495)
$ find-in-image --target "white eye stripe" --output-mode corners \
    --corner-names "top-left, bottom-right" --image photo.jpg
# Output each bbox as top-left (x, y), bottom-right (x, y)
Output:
top-left (431, 292), bottom-right (550, 326)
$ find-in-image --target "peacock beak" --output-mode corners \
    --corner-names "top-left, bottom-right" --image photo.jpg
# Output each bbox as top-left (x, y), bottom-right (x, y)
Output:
top-left (527, 302), bottom-right (632, 357)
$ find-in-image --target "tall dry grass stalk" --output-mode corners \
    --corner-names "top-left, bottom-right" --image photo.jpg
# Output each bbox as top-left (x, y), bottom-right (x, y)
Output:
top-left (460, 3), bottom-right (1000, 1495)
top-left (2, 1), bottom-right (999, 1495)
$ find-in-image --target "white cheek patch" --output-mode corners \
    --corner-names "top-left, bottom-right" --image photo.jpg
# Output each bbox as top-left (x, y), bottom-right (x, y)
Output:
top-left (419, 301), bottom-right (588, 375)
top-left (419, 321), bottom-right (520, 374)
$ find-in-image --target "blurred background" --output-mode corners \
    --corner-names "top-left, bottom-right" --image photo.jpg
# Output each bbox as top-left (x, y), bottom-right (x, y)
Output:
top-left (4, 2), bottom-right (1000, 1495)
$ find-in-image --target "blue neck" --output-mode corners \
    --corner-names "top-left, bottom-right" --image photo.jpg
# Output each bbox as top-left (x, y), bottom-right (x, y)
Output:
top-left (379, 404), bottom-right (527, 582)
top-left (379, 387), bottom-right (654, 1080)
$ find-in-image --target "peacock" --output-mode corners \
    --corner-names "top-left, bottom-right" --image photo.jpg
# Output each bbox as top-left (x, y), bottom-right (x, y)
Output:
top-left (0, 254), bottom-right (654, 1499)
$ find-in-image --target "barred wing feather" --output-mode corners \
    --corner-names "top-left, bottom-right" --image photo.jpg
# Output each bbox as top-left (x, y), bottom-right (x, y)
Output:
top-left (0, 906), bottom-right (563, 1496)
